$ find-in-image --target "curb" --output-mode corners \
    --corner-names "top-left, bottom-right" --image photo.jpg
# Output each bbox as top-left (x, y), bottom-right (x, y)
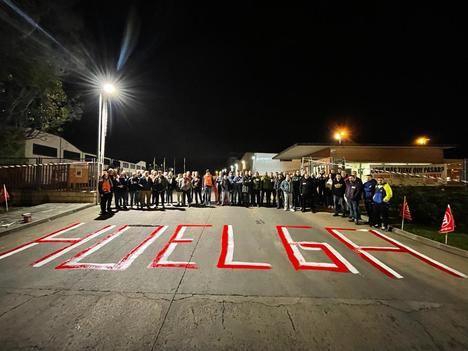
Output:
top-left (0, 203), bottom-right (96, 238)
top-left (391, 227), bottom-right (468, 258)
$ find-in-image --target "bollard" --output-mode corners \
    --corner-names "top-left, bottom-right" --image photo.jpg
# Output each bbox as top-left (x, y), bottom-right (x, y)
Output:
top-left (22, 213), bottom-right (32, 223)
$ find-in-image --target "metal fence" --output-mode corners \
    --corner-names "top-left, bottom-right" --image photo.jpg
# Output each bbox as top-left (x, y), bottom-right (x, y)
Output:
top-left (0, 162), bottom-right (97, 192)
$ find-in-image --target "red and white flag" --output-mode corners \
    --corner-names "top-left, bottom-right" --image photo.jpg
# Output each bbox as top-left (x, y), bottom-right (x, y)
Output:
top-left (439, 204), bottom-right (455, 233)
top-left (0, 184), bottom-right (9, 204)
top-left (401, 196), bottom-right (412, 221)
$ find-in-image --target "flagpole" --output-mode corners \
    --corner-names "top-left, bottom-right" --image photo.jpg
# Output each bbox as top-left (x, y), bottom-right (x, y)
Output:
top-left (401, 196), bottom-right (406, 230)
top-left (3, 184), bottom-right (8, 212)
top-left (445, 233), bottom-right (448, 245)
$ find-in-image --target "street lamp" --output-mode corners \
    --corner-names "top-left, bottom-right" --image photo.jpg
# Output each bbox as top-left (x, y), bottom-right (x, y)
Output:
top-left (96, 81), bottom-right (118, 203)
top-left (415, 136), bottom-right (430, 145)
top-left (333, 129), bottom-right (349, 145)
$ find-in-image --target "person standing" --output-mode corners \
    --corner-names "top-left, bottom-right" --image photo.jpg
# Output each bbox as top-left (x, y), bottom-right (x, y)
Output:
top-left (98, 171), bottom-right (113, 215)
top-left (331, 174), bottom-right (346, 217)
top-left (281, 174), bottom-right (293, 211)
top-left (291, 170), bottom-right (301, 210)
top-left (191, 171), bottom-right (203, 206)
top-left (363, 174), bottom-right (377, 225)
top-left (372, 176), bottom-right (393, 231)
top-left (241, 170), bottom-right (252, 207)
top-left (261, 172), bottom-right (272, 207)
top-left (203, 169), bottom-right (214, 206)
top-left (182, 171), bottom-right (193, 207)
top-left (128, 172), bottom-right (140, 209)
top-left (227, 171), bottom-right (236, 205)
top-left (274, 173), bottom-right (284, 209)
top-left (252, 172), bottom-right (262, 207)
top-left (233, 170), bottom-right (243, 206)
top-left (139, 171), bottom-right (152, 209)
top-left (166, 171), bottom-right (176, 206)
top-left (345, 174), bottom-right (363, 224)
top-left (175, 173), bottom-right (184, 206)
top-left (220, 174), bottom-right (231, 205)
top-left (300, 173), bottom-right (315, 212)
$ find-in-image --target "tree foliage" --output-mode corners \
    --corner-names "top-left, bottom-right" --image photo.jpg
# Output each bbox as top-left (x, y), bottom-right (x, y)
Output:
top-left (0, 0), bottom-right (84, 138)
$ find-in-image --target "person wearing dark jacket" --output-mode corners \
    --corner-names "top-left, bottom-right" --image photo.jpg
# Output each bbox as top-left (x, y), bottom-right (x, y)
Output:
top-left (345, 175), bottom-right (363, 224)
top-left (274, 173), bottom-right (284, 209)
top-left (372, 177), bottom-right (393, 230)
top-left (233, 171), bottom-right (243, 206)
top-left (363, 174), bottom-right (377, 225)
top-left (165, 171), bottom-right (176, 206)
top-left (128, 173), bottom-right (140, 208)
top-left (261, 173), bottom-right (273, 207)
top-left (241, 171), bottom-right (252, 207)
top-left (98, 171), bottom-right (113, 215)
top-left (139, 171), bottom-right (152, 209)
top-left (153, 172), bottom-right (168, 209)
top-left (220, 174), bottom-right (232, 205)
top-left (251, 172), bottom-right (262, 207)
top-left (332, 174), bottom-right (346, 216)
top-left (299, 173), bottom-right (315, 212)
top-left (191, 171), bottom-right (202, 205)
top-left (291, 170), bottom-right (302, 210)
top-left (114, 171), bottom-right (128, 210)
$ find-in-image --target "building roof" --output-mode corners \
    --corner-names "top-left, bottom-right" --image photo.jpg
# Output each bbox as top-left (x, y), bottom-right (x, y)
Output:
top-left (273, 143), bottom-right (455, 160)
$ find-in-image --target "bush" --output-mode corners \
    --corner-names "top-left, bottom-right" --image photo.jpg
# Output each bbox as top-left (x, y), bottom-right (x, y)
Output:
top-left (389, 186), bottom-right (468, 232)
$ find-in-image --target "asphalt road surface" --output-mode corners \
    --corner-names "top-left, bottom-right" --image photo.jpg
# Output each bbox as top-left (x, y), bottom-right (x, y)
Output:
top-left (0, 205), bottom-right (467, 350)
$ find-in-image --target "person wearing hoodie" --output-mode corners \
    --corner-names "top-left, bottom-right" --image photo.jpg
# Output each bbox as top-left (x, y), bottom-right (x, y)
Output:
top-left (345, 174), bottom-right (363, 224)
top-left (363, 174), bottom-right (377, 225)
top-left (372, 176), bottom-right (393, 230)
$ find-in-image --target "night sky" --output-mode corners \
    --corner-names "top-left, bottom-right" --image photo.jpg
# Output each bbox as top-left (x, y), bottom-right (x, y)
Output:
top-left (61, 1), bottom-right (467, 170)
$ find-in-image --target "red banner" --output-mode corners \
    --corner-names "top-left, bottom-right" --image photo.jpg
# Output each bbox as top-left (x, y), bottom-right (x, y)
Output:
top-left (439, 205), bottom-right (455, 233)
top-left (401, 196), bottom-right (412, 221)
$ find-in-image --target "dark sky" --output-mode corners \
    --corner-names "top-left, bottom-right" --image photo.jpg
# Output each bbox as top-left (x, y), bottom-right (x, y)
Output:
top-left (62, 1), bottom-right (467, 170)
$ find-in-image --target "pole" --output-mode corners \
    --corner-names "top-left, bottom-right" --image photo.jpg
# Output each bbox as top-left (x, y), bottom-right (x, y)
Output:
top-left (445, 233), bottom-right (448, 245)
top-left (183, 157), bottom-right (186, 173)
top-left (163, 158), bottom-right (166, 172)
top-left (401, 196), bottom-right (405, 231)
top-left (96, 94), bottom-right (103, 205)
top-left (173, 158), bottom-right (176, 174)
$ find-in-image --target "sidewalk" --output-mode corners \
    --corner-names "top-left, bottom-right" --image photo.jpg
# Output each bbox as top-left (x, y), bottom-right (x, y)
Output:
top-left (0, 203), bottom-right (94, 237)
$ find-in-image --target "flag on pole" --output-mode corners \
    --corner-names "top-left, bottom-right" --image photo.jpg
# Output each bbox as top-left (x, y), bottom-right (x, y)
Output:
top-left (1, 184), bottom-right (10, 211)
top-left (0, 184), bottom-right (10, 203)
top-left (400, 196), bottom-right (412, 221)
top-left (439, 204), bottom-right (455, 233)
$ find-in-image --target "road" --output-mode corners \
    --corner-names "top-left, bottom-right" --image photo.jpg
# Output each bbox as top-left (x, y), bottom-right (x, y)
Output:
top-left (0, 205), bottom-right (467, 350)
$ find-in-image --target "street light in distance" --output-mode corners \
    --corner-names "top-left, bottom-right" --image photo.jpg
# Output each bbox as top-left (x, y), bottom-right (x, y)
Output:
top-left (415, 136), bottom-right (430, 145)
top-left (333, 128), bottom-right (349, 145)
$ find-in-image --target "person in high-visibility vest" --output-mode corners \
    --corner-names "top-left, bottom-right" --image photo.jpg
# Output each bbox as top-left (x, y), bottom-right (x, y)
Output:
top-left (203, 170), bottom-right (214, 206)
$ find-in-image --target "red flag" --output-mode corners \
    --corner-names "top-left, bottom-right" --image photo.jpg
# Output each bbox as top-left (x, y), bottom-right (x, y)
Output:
top-left (401, 196), bottom-right (412, 221)
top-left (0, 184), bottom-right (10, 203)
top-left (439, 204), bottom-right (455, 233)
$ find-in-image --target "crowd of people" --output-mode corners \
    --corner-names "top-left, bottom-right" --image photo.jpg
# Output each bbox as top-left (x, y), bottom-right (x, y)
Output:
top-left (98, 167), bottom-right (393, 230)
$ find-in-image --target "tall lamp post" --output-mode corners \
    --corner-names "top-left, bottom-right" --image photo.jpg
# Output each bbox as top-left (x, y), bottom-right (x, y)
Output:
top-left (96, 82), bottom-right (117, 204)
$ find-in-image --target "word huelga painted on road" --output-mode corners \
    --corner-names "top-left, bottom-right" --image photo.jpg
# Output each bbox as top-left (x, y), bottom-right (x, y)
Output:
top-left (0, 224), bottom-right (466, 279)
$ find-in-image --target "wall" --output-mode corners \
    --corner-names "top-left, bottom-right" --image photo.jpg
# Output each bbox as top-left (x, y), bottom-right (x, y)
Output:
top-left (10, 191), bottom-right (95, 206)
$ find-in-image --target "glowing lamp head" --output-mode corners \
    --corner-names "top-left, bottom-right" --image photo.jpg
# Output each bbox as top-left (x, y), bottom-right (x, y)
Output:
top-left (415, 137), bottom-right (430, 145)
top-left (102, 82), bottom-right (116, 95)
